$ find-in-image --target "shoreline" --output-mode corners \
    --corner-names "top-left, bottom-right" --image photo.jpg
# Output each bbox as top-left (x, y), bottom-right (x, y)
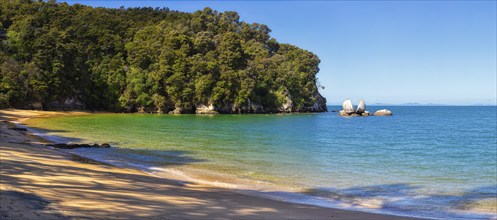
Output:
top-left (0, 109), bottom-right (424, 219)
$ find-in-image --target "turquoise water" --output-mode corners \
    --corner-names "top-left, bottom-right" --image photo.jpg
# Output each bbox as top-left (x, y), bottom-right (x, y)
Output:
top-left (24, 106), bottom-right (497, 219)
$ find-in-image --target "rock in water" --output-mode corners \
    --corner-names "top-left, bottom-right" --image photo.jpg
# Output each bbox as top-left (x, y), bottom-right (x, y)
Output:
top-left (374, 109), bottom-right (393, 116)
top-left (356, 99), bottom-right (366, 114)
top-left (342, 99), bottom-right (355, 114)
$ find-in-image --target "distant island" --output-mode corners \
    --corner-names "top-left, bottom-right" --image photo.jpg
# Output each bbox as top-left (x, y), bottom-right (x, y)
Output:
top-left (0, 1), bottom-right (326, 114)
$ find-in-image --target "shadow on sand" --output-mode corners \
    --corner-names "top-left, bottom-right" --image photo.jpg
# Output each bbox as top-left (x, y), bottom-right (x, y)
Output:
top-left (0, 137), bottom-right (429, 220)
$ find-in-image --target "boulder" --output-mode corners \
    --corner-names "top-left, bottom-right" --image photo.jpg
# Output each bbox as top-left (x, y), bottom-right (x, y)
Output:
top-left (374, 109), bottom-right (393, 116)
top-left (339, 110), bottom-right (349, 116)
top-left (342, 99), bottom-right (355, 114)
top-left (356, 99), bottom-right (366, 114)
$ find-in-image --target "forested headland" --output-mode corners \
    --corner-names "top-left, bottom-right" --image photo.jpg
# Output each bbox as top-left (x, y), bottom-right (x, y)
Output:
top-left (0, 0), bottom-right (327, 113)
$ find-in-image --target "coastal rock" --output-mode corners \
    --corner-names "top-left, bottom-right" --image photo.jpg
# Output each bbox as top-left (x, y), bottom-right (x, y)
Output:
top-left (169, 107), bottom-right (183, 114)
top-left (342, 99), bottom-right (355, 114)
top-left (235, 99), bottom-right (266, 113)
top-left (310, 91), bottom-right (327, 112)
top-left (280, 100), bottom-right (293, 112)
top-left (361, 111), bottom-right (370, 117)
top-left (248, 101), bottom-right (265, 113)
top-left (338, 99), bottom-right (372, 117)
top-left (298, 91), bottom-right (327, 112)
top-left (217, 103), bottom-right (236, 114)
top-left (46, 143), bottom-right (111, 149)
top-left (339, 110), bottom-right (348, 116)
top-left (278, 90), bottom-right (293, 113)
top-left (374, 109), bottom-right (393, 116)
top-left (138, 107), bottom-right (146, 113)
top-left (195, 104), bottom-right (219, 114)
top-left (356, 99), bottom-right (366, 114)
top-left (339, 110), bottom-right (361, 117)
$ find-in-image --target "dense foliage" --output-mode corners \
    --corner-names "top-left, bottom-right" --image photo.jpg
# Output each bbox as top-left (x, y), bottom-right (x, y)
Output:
top-left (0, 0), bottom-right (326, 113)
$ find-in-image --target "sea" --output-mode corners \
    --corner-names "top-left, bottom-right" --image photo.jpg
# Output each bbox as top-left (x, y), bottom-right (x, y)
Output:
top-left (22, 106), bottom-right (497, 219)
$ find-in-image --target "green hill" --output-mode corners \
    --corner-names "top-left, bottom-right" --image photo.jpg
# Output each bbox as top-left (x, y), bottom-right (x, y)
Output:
top-left (0, 0), bottom-right (326, 113)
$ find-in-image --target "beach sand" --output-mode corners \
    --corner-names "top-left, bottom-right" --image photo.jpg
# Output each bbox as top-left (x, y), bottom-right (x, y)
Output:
top-left (0, 109), bottom-right (422, 219)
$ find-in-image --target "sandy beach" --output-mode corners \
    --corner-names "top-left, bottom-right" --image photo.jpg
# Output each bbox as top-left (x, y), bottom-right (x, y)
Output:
top-left (0, 109), bottom-right (422, 219)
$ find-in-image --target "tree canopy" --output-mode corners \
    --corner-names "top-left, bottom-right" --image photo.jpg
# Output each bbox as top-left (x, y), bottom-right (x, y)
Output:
top-left (0, 0), bottom-right (326, 113)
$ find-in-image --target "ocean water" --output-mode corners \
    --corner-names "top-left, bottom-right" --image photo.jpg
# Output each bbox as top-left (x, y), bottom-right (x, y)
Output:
top-left (23, 106), bottom-right (497, 219)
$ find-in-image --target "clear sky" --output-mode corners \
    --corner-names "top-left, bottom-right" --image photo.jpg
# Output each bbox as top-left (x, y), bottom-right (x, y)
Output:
top-left (64, 0), bottom-right (497, 105)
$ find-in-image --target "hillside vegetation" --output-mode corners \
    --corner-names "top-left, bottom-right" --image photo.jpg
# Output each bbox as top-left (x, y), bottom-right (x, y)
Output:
top-left (0, 0), bottom-right (326, 113)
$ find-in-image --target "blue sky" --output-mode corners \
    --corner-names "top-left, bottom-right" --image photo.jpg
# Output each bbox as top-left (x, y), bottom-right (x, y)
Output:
top-left (65, 1), bottom-right (496, 105)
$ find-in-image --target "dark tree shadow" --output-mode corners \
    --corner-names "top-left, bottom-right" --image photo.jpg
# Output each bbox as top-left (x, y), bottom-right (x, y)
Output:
top-left (0, 190), bottom-right (70, 219)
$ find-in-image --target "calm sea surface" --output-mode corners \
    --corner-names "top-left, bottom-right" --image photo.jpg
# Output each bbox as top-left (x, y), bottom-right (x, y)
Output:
top-left (24, 106), bottom-right (497, 219)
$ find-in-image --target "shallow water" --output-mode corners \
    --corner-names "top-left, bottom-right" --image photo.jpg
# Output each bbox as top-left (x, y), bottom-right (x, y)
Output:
top-left (24, 106), bottom-right (497, 219)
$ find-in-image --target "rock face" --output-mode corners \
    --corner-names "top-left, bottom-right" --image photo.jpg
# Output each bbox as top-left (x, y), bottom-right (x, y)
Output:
top-left (192, 90), bottom-right (327, 114)
top-left (299, 91), bottom-right (327, 112)
top-left (374, 109), bottom-right (393, 116)
top-left (342, 99), bottom-right (355, 114)
top-left (278, 90), bottom-right (293, 113)
top-left (138, 106), bottom-right (157, 114)
top-left (238, 99), bottom-right (265, 113)
top-left (169, 106), bottom-right (183, 114)
top-left (356, 99), bottom-right (366, 114)
top-left (310, 91), bottom-right (328, 112)
top-left (195, 104), bottom-right (219, 114)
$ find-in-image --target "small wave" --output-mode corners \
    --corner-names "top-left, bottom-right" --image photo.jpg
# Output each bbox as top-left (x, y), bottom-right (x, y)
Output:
top-left (146, 166), bottom-right (239, 189)
top-left (460, 198), bottom-right (497, 214)
top-left (297, 188), bottom-right (497, 220)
